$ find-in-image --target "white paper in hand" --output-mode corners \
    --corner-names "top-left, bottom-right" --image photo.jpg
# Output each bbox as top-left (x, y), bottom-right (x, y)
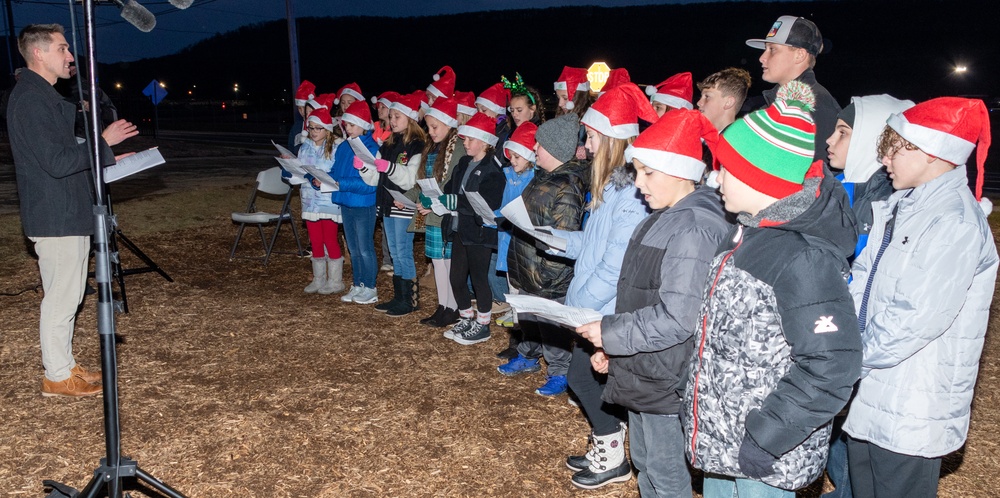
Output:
top-left (416, 178), bottom-right (444, 197)
top-left (504, 294), bottom-right (602, 328)
top-left (272, 140), bottom-right (295, 158)
top-left (388, 189), bottom-right (417, 209)
top-left (348, 137), bottom-right (377, 166)
top-left (275, 157), bottom-right (308, 185)
top-left (302, 166), bottom-right (339, 192)
top-left (104, 147), bottom-right (165, 183)
top-left (465, 191), bottom-right (497, 226)
top-left (499, 196), bottom-right (568, 251)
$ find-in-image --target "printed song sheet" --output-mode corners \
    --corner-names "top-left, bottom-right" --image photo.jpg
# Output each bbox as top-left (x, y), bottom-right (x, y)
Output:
top-left (388, 189), bottom-right (417, 209)
top-left (275, 157), bottom-right (308, 185)
top-left (302, 166), bottom-right (339, 192)
top-left (347, 137), bottom-right (377, 166)
top-left (104, 147), bottom-right (165, 183)
top-left (504, 294), bottom-right (602, 328)
top-left (465, 191), bottom-right (496, 226)
top-left (499, 196), bottom-right (567, 251)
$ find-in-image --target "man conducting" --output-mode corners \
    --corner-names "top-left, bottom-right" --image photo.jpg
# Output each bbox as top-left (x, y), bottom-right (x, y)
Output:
top-left (7, 24), bottom-right (138, 397)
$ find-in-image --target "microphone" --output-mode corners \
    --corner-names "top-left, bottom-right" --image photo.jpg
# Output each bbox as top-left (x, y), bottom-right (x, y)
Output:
top-left (168, 0), bottom-right (194, 8)
top-left (112, 0), bottom-right (156, 32)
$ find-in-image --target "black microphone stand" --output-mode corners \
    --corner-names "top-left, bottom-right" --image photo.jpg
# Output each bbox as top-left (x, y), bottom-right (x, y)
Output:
top-left (43, 1), bottom-right (186, 496)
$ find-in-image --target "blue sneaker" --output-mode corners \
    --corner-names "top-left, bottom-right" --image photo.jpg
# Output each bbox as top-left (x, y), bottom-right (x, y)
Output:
top-left (497, 354), bottom-right (541, 377)
top-left (535, 375), bottom-right (568, 396)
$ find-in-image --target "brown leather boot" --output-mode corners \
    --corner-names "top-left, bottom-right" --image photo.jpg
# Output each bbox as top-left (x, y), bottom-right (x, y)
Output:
top-left (71, 365), bottom-right (102, 385)
top-left (42, 375), bottom-right (102, 397)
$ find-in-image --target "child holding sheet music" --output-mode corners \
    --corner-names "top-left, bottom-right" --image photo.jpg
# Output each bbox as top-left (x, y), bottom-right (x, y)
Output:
top-left (439, 113), bottom-right (506, 345)
top-left (356, 92), bottom-right (426, 316)
top-left (331, 101), bottom-right (380, 305)
top-left (412, 97), bottom-right (467, 328)
top-left (297, 107), bottom-right (345, 295)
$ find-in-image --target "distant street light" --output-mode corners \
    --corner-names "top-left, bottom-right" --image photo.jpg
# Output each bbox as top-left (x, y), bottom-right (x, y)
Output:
top-left (954, 65), bottom-right (968, 74)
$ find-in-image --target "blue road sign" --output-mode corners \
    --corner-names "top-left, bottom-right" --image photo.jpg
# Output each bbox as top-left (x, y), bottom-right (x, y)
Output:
top-left (142, 79), bottom-right (167, 106)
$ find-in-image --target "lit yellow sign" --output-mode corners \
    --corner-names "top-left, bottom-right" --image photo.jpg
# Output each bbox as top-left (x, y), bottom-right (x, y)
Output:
top-left (587, 62), bottom-right (611, 93)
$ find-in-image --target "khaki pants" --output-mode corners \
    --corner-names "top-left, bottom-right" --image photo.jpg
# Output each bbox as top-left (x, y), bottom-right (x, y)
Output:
top-left (31, 236), bottom-right (89, 382)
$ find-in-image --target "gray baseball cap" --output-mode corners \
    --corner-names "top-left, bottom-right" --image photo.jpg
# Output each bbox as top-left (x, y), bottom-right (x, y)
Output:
top-left (746, 15), bottom-right (824, 56)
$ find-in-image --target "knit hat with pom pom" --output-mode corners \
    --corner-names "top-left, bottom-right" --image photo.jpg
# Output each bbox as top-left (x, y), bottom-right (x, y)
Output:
top-left (715, 80), bottom-right (816, 198)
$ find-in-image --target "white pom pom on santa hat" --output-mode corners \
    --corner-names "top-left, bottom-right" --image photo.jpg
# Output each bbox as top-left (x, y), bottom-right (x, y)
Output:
top-left (433, 73), bottom-right (441, 81)
top-left (645, 85), bottom-right (657, 96)
top-left (300, 129), bottom-right (308, 137)
top-left (980, 197), bottom-right (993, 215)
top-left (565, 101), bottom-right (575, 110)
top-left (371, 96), bottom-right (377, 104)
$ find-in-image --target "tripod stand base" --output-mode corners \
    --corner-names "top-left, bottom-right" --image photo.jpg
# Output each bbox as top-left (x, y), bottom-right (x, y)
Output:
top-left (43, 458), bottom-right (186, 498)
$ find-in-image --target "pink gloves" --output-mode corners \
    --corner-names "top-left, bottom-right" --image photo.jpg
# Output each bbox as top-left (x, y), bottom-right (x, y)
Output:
top-left (374, 158), bottom-right (390, 173)
top-left (352, 156), bottom-right (364, 170)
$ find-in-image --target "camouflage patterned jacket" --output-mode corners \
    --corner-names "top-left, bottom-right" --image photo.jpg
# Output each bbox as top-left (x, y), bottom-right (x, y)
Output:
top-left (683, 165), bottom-right (863, 490)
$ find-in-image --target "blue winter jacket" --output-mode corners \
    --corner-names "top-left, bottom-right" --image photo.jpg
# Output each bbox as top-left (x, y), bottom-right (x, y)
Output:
top-left (330, 132), bottom-right (379, 208)
top-left (553, 165), bottom-right (649, 315)
top-left (494, 165), bottom-right (536, 272)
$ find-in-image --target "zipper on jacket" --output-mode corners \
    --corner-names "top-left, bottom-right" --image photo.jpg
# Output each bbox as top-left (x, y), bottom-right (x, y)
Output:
top-left (690, 224), bottom-right (743, 465)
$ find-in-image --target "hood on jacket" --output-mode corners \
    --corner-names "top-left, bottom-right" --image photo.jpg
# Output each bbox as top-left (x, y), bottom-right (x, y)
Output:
top-left (843, 95), bottom-right (916, 183)
top-left (609, 163), bottom-right (635, 190)
top-left (540, 159), bottom-right (591, 186)
top-left (742, 161), bottom-right (857, 259)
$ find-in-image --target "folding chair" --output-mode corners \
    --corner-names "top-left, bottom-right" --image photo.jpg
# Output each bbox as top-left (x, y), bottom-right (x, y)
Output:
top-left (229, 166), bottom-right (305, 265)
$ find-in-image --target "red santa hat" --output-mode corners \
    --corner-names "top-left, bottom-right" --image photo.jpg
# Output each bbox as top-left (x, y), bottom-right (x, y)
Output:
top-left (427, 66), bottom-right (457, 99)
top-left (334, 82), bottom-right (364, 105)
top-left (504, 122), bottom-right (538, 163)
top-left (475, 83), bottom-right (511, 116)
top-left (306, 107), bottom-right (335, 132)
top-left (581, 83), bottom-right (661, 139)
top-left (389, 93), bottom-right (421, 121)
top-left (372, 91), bottom-right (400, 109)
top-left (425, 97), bottom-right (459, 129)
top-left (341, 100), bottom-right (374, 131)
top-left (600, 68), bottom-right (631, 95)
top-left (625, 108), bottom-right (718, 181)
top-left (646, 72), bottom-right (694, 110)
top-left (306, 93), bottom-right (335, 111)
top-left (554, 66), bottom-right (590, 108)
top-left (454, 91), bottom-right (477, 117)
top-left (294, 80), bottom-right (315, 107)
top-left (886, 96), bottom-right (992, 202)
top-left (458, 112), bottom-right (500, 147)
top-left (411, 89), bottom-right (430, 111)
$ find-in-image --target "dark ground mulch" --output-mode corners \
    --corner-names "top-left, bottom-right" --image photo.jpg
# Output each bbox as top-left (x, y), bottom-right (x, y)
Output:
top-left (0, 150), bottom-right (998, 497)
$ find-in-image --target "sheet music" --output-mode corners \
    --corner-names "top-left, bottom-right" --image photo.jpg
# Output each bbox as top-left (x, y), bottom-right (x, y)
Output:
top-left (104, 147), bottom-right (166, 183)
top-left (499, 196), bottom-right (567, 251)
top-left (275, 157), bottom-right (308, 185)
top-left (465, 191), bottom-right (497, 226)
top-left (388, 189), bottom-right (417, 209)
top-left (504, 294), bottom-right (603, 328)
top-left (348, 137), bottom-right (377, 165)
top-left (416, 178), bottom-right (443, 197)
top-left (302, 165), bottom-right (339, 193)
top-left (272, 140), bottom-right (295, 158)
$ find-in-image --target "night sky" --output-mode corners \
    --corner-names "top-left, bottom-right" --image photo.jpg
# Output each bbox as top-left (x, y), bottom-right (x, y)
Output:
top-left (4, 0), bottom-right (792, 63)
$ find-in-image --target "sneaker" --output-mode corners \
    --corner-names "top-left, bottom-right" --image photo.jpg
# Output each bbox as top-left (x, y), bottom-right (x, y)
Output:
top-left (497, 354), bottom-right (541, 376)
top-left (490, 300), bottom-right (511, 315)
top-left (42, 375), bottom-right (102, 397)
top-left (443, 318), bottom-right (475, 340)
top-left (340, 285), bottom-right (361, 302)
top-left (380, 263), bottom-right (394, 273)
top-left (571, 460), bottom-right (632, 489)
top-left (453, 322), bottom-right (491, 345)
top-left (535, 375), bottom-right (568, 396)
top-left (352, 285), bottom-right (378, 304)
top-left (495, 309), bottom-right (515, 328)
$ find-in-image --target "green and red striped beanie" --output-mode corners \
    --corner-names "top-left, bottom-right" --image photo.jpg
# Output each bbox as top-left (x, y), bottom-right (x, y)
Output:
top-left (715, 81), bottom-right (816, 198)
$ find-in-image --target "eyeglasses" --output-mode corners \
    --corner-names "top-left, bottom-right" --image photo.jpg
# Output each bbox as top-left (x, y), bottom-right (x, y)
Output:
top-left (306, 126), bottom-right (326, 132)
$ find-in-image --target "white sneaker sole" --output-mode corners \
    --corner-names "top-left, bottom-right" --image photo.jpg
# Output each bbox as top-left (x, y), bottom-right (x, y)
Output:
top-left (453, 333), bottom-right (491, 345)
top-left (353, 296), bottom-right (378, 304)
